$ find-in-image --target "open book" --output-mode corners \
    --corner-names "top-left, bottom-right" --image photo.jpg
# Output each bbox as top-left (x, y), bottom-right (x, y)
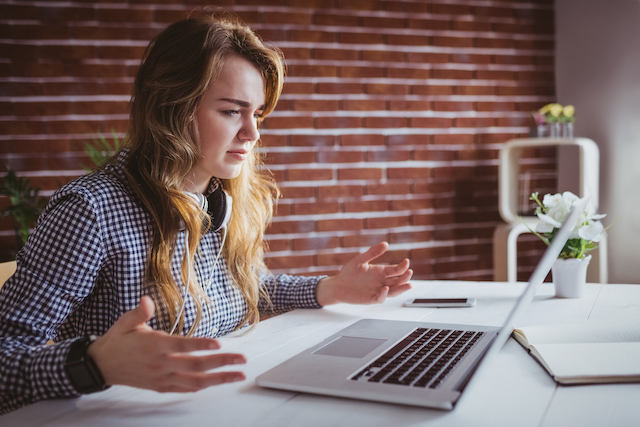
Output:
top-left (512, 319), bottom-right (640, 385)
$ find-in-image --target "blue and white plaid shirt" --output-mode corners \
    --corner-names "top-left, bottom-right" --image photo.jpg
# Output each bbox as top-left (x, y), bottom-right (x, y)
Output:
top-left (0, 151), bottom-right (323, 414)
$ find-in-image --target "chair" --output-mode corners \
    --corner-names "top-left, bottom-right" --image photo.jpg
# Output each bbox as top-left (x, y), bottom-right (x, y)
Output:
top-left (493, 137), bottom-right (608, 283)
top-left (0, 260), bottom-right (17, 289)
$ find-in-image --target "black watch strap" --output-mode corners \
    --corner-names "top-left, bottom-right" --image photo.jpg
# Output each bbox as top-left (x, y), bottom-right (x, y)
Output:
top-left (64, 335), bottom-right (109, 394)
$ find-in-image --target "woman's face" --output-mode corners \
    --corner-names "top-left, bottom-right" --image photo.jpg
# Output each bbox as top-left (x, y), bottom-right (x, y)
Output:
top-left (187, 55), bottom-right (265, 193)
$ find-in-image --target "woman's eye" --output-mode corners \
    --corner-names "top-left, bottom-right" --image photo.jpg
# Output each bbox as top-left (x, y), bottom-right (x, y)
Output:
top-left (224, 110), bottom-right (240, 116)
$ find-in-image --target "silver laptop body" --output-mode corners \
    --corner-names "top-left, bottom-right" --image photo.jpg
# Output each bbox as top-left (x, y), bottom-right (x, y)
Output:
top-left (256, 198), bottom-right (589, 410)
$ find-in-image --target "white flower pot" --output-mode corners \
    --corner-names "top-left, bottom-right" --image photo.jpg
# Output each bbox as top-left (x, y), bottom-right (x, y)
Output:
top-left (551, 255), bottom-right (591, 298)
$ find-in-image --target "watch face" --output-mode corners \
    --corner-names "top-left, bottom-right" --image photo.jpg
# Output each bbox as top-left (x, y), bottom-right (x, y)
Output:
top-left (66, 362), bottom-right (98, 390)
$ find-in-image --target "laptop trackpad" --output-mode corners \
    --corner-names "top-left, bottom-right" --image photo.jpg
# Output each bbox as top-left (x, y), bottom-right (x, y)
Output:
top-left (313, 336), bottom-right (387, 358)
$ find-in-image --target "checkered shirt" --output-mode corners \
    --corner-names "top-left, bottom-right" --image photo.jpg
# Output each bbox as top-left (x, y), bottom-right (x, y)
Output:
top-left (0, 151), bottom-right (323, 414)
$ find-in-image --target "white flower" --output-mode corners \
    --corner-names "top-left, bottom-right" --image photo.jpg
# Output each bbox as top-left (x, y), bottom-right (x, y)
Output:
top-left (542, 193), bottom-right (563, 208)
top-left (579, 221), bottom-right (604, 242)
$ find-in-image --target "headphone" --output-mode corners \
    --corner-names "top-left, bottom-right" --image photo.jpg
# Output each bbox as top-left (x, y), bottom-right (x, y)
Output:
top-left (171, 187), bottom-right (233, 335)
top-left (188, 186), bottom-right (233, 232)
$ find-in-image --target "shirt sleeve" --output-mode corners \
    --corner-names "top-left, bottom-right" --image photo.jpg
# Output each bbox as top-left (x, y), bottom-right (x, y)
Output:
top-left (258, 272), bottom-right (325, 316)
top-left (0, 191), bottom-right (104, 414)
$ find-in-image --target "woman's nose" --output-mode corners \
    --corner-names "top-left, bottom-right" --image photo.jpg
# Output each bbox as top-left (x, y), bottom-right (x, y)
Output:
top-left (239, 117), bottom-right (260, 141)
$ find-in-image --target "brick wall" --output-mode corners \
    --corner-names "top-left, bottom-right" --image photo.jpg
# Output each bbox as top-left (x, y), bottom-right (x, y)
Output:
top-left (0, 0), bottom-right (556, 282)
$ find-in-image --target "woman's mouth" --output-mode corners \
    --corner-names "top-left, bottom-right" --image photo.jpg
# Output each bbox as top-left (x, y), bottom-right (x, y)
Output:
top-left (227, 150), bottom-right (248, 161)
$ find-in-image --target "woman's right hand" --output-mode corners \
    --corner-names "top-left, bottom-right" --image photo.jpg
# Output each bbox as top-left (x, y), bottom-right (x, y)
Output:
top-left (86, 296), bottom-right (246, 392)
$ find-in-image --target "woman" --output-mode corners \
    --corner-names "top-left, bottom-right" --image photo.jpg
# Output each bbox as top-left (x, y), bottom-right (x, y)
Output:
top-left (0, 13), bottom-right (412, 414)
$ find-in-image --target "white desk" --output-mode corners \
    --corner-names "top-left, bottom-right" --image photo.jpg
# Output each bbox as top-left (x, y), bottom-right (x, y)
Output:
top-left (3, 280), bottom-right (640, 427)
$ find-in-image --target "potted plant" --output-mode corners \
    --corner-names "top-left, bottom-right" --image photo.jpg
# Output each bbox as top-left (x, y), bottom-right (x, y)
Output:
top-left (527, 191), bottom-right (608, 297)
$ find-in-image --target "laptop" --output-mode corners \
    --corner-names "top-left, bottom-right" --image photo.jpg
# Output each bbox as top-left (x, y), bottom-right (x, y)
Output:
top-left (256, 197), bottom-right (589, 410)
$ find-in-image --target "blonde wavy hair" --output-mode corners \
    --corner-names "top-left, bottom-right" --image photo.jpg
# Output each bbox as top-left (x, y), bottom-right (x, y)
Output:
top-left (122, 12), bottom-right (284, 334)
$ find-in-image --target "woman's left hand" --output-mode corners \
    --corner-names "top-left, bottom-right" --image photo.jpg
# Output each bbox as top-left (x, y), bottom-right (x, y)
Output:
top-left (316, 241), bottom-right (413, 306)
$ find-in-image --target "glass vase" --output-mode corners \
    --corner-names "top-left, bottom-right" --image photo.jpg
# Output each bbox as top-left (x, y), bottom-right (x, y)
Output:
top-left (562, 122), bottom-right (574, 138)
top-left (536, 124), bottom-right (546, 138)
top-left (549, 122), bottom-right (561, 138)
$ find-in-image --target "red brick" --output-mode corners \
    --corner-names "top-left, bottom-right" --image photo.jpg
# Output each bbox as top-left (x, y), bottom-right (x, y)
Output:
top-left (314, 13), bottom-right (359, 27)
top-left (433, 101), bottom-right (474, 112)
top-left (476, 101), bottom-right (515, 112)
top-left (452, 20), bottom-right (492, 32)
top-left (456, 85), bottom-right (496, 96)
top-left (476, 37), bottom-right (514, 49)
top-left (432, 36), bottom-right (473, 48)
top-left (344, 199), bottom-right (388, 213)
top-left (337, 168), bottom-right (383, 180)
top-left (455, 117), bottom-right (494, 128)
top-left (411, 117), bottom-right (454, 128)
top-left (387, 134), bottom-right (431, 146)
top-left (318, 185), bottom-right (364, 198)
top-left (287, 168), bottom-right (333, 181)
top-left (340, 134), bottom-right (384, 146)
top-left (365, 150), bottom-right (411, 162)
top-left (385, 1), bottom-right (428, 13)
top-left (268, 220), bottom-right (315, 234)
top-left (342, 100), bottom-right (387, 111)
top-left (314, 48), bottom-right (358, 61)
top-left (318, 218), bottom-right (364, 232)
top-left (290, 134), bottom-right (337, 147)
top-left (389, 100), bottom-right (431, 111)
top-left (364, 117), bottom-right (408, 129)
top-left (342, 233), bottom-right (389, 248)
top-left (407, 52), bottom-right (448, 64)
top-left (290, 99), bottom-right (340, 111)
top-left (316, 116), bottom-right (362, 129)
top-left (432, 134), bottom-right (475, 145)
top-left (282, 82), bottom-right (314, 94)
top-left (288, 64), bottom-right (338, 77)
top-left (365, 183), bottom-right (411, 195)
top-left (386, 34), bottom-right (430, 46)
top-left (362, 50), bottom-right (404, 62)
top-left (266, 151), bottom-right (316, 165)
top-left (366, 215), bottom-right (411, 229)
top-left (366, 83), bottom-right (409, 96)
top-left (391, 198), bottom-right (432, 211)
top-left (318, 151), bottom-right (364, 163)
top-left (431, 3), bottom-right (472, 14)
top-left (412, 85), bottom-right (454, 96)
top-left (293, 201), bottom-right (340, 215)
top-left (262, 116), bottom-right (314, 129)
top-left (387, 67), bottom-right (431, 79)
top-left (317, 82), bottom-right (364, 94)
top-left (432, 69), bottom-right (473, 80)
top-left (263, 11), bottom-right (312, 25)
top-left (290, 29), bottom-right (336, 43)
top-left (407, 19), bottom-right (449, 31)
top-left (340, 66), bottom-right (385, 78)
top-left (390, 230), bottom-right (433, 244)
top-left (413, 149), bottom-right (455, 161)
top-left (98, 8), bottom-right (153, 23)
top-left (265, 254), bottom-right (315, 270)
top-left (100, 45), bottom-right (146, 60)
top-left (15, 101), bottom-right (73, 116)
top-left (293, 236), bottom-right (340, 251)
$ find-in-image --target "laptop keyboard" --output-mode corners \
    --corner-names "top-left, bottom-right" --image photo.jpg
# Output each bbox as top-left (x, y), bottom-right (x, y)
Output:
top-left (350, 328), bottom-right (485, 389)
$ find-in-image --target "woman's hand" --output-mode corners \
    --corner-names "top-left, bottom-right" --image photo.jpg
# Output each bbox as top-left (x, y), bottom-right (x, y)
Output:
top-left (87, 296), bottom-right (246, 393)
top-left (316, 241), bottom-right (412, 306)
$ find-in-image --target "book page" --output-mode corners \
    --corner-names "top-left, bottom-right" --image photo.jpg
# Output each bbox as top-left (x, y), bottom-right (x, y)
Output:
top-left (532, 342), bottom-right (640, 379)
top-left (514, 319), bottom-right (640, 346)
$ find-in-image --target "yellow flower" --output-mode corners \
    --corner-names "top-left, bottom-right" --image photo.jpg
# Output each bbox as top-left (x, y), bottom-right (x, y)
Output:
top-left (550, 104), bottom-right (563, 117)
top-left (563, 105), bottom-right (575, 118)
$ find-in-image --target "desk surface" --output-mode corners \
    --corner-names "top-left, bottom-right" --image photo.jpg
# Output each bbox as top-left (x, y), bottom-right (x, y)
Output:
top-left (3, 280), bottom-right (640, 427)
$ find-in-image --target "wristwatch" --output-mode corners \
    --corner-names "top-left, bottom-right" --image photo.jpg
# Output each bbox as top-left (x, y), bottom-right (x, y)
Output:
top-left (64, 335), bottom-right (109, 394)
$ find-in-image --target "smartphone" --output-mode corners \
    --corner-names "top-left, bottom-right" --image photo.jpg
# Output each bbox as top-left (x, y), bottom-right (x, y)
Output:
top-left (403, 298), bottom-right (476, 308)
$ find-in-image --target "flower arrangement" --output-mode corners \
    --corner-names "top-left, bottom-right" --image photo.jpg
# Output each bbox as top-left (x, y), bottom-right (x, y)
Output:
top-left (532, 103), bottom-right (576, 125)
top-left (528, 191), bottom-right (606, 260)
